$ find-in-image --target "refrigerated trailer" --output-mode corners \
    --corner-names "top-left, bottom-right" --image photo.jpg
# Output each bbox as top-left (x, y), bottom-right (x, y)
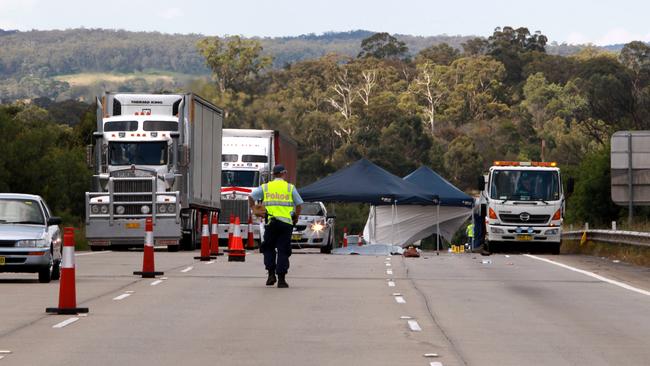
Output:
top-left (219, 129), bottom-right (297, 242)
top-left (85, 92), bottom-right (223, 251)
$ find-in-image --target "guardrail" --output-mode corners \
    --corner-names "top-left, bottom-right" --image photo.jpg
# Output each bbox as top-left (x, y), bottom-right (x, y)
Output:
top-left (562, 230), bottom-right (650, 248)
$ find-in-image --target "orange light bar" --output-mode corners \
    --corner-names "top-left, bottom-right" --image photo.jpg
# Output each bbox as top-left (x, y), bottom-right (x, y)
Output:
top-left (493, 161), bottom-right (557, 167)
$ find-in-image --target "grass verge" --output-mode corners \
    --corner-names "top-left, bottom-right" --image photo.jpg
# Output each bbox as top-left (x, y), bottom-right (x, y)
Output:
top-left (562, 239), bottom-right (650, 267)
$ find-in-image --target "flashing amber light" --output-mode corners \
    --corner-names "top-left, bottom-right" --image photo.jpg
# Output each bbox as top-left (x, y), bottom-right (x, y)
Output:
top-left (135, 112), bottom-right (139, 116)
top-left (489, 207), bottom-right (497, 219)
top-left (493, 161), bottom-right (557, 167)
top-left (28, 252), bottom-right (46, 256)
top-left (552, 209), bottom-right (561, 221)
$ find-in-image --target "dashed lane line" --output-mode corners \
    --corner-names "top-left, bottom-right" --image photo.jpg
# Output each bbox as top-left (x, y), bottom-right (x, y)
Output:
top-left (150, 280), bottom-right (163, 286)
top-left (524, 254), bottom-right (650, 297)
top-left (180, 266), bottom-right (194, 273)
top-left (112, 293), bottom-right (131, 301)
top-left (394, 296), bottom-right (406, 304)
top-left (52, 317), bottom-right (79, 329)
top-left (407, 320), bottom-right (422, 332)
top-left (75, 251), bottom-right (112, 256)
top-left (388, 281), bottom-right (396, 287)
top-left (386, 269), bottom-right (393, 275)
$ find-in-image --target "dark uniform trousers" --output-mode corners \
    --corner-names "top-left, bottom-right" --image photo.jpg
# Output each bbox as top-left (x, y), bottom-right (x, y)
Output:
top-left (262, 218), bottom-right (293, 274)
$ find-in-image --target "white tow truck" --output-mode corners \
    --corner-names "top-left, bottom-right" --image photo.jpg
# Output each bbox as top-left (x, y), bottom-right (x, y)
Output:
top-left (479, 161), bottom-right (568, 254)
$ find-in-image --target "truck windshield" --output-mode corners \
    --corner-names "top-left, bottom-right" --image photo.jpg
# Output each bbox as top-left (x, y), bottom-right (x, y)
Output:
top-left (490, 170), bottom-right (560, 201)
top-left (0, 199), bottom-right (45, 225)
top-left (222, 170), bottom-right (259, 187)
top-left (109, 142), bottom-right (168, 166)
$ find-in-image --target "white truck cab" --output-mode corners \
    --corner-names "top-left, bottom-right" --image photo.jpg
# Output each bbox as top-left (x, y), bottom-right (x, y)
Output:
top-left (480, 161), bottom-right (565, 254)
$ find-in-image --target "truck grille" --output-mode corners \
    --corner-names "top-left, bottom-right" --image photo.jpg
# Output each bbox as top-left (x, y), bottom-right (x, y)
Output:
top-left (114, 194), bottom-right (153, 202)
top-left (113, 179), bottom-right (153, 193)
top-left (219, 200), bottom-right (250, 223)
top-left (294, 225), bottom-right (307, 231)
top-left (499, 214), bottom-right (550, 225)
top-left (121, 205), bottom-right (152, 215)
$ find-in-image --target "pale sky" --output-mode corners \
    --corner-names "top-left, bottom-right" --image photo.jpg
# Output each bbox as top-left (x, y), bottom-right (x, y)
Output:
top-left (0, 0), bottom-right (647, 45)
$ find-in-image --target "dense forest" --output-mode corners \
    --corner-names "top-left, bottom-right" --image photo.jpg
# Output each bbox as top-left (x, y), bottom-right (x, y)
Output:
top-left (1, 26), bottom-right (649, 235)
top-left (0, 28), bottom-right (589, 102)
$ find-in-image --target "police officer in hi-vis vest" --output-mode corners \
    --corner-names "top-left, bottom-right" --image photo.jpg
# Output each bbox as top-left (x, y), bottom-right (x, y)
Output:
top-left (248, 164), bottom-right (303, 288)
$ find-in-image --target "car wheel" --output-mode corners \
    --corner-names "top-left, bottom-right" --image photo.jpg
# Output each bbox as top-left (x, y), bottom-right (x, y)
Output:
top-left (320, 233), bottom-right (333, 254)
top-left (38, 255), bottom-right (54, 283)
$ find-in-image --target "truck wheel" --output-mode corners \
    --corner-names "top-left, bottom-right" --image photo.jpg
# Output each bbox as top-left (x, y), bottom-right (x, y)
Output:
top-left (180, 233), bottom-right (193, 251)
top-left (550, 243), bottom-right (561, 255)
top-left (320, 245), bottom-right (332, 254)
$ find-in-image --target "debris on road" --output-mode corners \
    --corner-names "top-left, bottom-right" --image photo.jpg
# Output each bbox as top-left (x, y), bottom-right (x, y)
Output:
top-left (482, 259), bottom-right (492, 264)
top-left (403, 245), bottom-right (420, 258)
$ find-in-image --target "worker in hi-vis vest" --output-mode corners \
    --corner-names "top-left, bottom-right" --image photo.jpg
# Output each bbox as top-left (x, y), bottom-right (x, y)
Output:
top-left (466, 222), bottom-right (474, 249)
top-left (249, 164), bottom-right (303, 288)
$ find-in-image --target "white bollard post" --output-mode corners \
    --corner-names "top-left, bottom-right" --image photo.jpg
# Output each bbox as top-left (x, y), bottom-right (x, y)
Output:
top-left (611, 221), bottom-right (617, 231)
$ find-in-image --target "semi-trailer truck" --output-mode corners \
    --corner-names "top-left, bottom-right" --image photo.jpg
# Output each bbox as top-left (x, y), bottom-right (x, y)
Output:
top-left (219, 129), bottom-right (297, 242)
top-left (478, 161), bottom-right (570, 254)
top-left (85, 92), bottom-right (223, 252)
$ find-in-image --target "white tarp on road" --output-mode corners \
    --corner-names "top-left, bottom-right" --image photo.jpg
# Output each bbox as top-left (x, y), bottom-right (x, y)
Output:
top-left (363, 205), bottom-right (471, 247)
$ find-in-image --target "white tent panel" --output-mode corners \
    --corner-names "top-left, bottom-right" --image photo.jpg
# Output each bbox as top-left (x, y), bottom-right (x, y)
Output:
top-left (363, 205), bottom-right (471, 247)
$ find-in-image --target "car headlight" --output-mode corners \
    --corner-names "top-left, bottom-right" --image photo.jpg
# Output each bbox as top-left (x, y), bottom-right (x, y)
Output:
top-left (490, 227), bottom-right (505, 234)
top-left (141, 205), bottom-right (151, 214)
top-left (545, 229), bottom-right (559, 235)
top-left (91, 205), bottom-right (100, 214)
top-left (158, 204), bottom-right (167, 213)
top-left (100, 205), bottom-right (109, 214)
top-left (15, 239), bottom-right (48, 248)
top-left (116, 205), bottom-right (125, 215)
top-left (310, 222), bottom-right (324, 232)
top-left (167, 204), bottom-right (175, 213)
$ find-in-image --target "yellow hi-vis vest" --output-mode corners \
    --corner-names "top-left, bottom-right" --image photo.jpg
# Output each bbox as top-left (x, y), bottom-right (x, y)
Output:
top-left (466, 223), bottom-right (474, 238)
top-left (262, 179), bottom-right (295, 224)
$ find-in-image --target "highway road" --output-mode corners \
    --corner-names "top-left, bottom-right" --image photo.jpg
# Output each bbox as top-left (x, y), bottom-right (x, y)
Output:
top-left (0, 249), bottom-right (649, 366)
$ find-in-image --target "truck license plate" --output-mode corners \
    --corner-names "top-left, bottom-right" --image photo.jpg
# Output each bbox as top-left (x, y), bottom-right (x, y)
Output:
top-left (125, 223), bottom-right (141, 229)
top-left (517, 234), bottom-right (533, 241)
top-left (291, 234), bottom-right (302, 241)
top-left (0, 256), bottom-right (5, 265)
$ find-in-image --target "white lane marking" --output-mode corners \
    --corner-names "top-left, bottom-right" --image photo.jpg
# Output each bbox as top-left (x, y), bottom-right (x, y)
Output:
top-left (386, 257), bottom-right (391, 261)
top-left (52, 317), bottom-right (79, 328)
top-left (386, 269), bottom-right (393, 275)
top-left (151, 280), bottom-right (163, 286)
top-left (0, 355), bottom-right (4, 360)
top-left (388, 281), bottom-right (396, 287)
top-left (0, 350), bottom-right (11, 354)
top-left (400, 316), bottom-right (412, 319)
top-left (424, 353), bottom-right (439, 358)
top-left (392, 292), bottom-right (401, 296)
top-left (430, 362), bottom-right (443, 366)
top-left (394, 296), bottom-right (406, 304)
top-left (75, 251), bottom-right (112, 256)
top-left (113, 293), bottom-right (131, 301)
top-left (524, 254), bottom-right (650, 297)
top-left (181, 266), bottom-right (194, 273)
top-left (385, 263), bottom-right (391, 267)
top-left (407, 320), bottom-right (422, 331)
top-left (125, 290), bottom-right (135, 294)
top-left (161, 277), bottom-right (168, 280)
top-left (205, 260), bottom-right (216, 264)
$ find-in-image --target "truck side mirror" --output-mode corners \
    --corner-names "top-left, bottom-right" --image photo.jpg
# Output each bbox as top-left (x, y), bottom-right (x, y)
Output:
top-left (566, 177), bottom-right (575, 196)
top-left (476, 175), bottom-right (485, 192)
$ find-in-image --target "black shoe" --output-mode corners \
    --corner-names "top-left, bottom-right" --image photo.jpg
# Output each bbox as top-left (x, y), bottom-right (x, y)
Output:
top-left (266, 270), bottom-right (276, 286)
top-left (277, 274), bottom-right (289, 288)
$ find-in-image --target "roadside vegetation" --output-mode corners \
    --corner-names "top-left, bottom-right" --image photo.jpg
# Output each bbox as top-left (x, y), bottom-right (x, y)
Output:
top-left (1, 26), bottom-right (649, 235)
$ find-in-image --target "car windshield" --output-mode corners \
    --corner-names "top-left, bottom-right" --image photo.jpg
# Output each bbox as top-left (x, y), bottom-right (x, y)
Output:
top-left (301, 203), bottom-right (324, 216)
top-left (222, 170), bottom-right (259, 187)
top-left (0, 199), bottom-right (45, 224)
top-left (109, 142), bottom-right (168, 166)
top-left (490, 170), bottom-right (560, 201)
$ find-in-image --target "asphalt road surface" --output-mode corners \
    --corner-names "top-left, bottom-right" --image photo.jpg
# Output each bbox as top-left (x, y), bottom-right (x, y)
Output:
top-left (0, 249), bottom-right (648, 366)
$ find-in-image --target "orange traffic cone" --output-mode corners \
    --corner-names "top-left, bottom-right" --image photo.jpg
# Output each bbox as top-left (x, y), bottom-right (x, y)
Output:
top-left (134, 217), bottom-right (164, 278)
top-left (194, 214), bottom-right (213, 261)
top-left (227, 214), bottom-right (235, 252)
top-left (247, 214), bottom-right (255, 249)
top-left (228, 216), bottom-right (246, 262)
top-left (210, 212), bottom-right (222, 256)
top-left (343, 227), bottom-right (348, 248)
top-left (46, 227), bottom-right (89, 315)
